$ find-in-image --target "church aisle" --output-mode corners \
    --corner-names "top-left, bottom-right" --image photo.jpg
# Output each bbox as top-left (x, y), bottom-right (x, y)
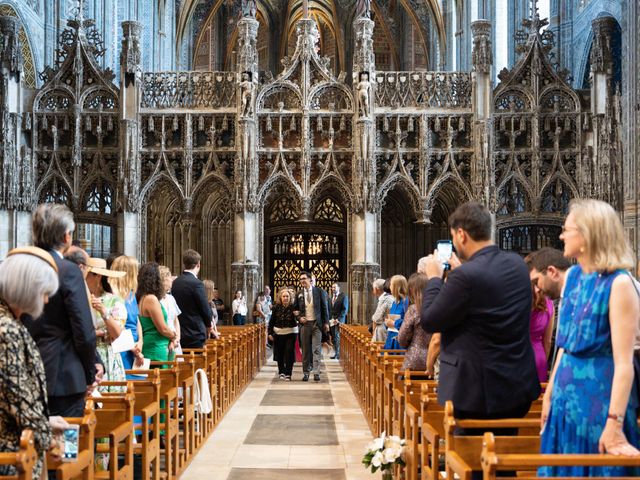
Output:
top-left (181, 357), bottom-right (377, 480)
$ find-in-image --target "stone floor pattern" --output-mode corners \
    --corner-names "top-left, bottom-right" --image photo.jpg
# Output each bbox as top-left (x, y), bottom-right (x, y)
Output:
top-left (181, 358), bottom-right (377, 480)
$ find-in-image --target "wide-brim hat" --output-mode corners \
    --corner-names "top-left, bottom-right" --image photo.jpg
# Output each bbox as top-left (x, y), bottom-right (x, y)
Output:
top-left (86, 257), bottom-right (126, 278)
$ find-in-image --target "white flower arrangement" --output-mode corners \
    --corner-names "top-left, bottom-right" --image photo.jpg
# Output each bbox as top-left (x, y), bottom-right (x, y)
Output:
top-left (362, 432), bottom-right (406, 477)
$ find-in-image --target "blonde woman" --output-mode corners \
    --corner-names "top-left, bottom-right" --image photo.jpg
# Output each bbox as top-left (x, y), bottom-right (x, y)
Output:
top-left (268, 288), bottom-right (298, 380)
top-left (540, 199), bottom-right (640, 476)
top-left (383, 275), bottom-right (408, 350)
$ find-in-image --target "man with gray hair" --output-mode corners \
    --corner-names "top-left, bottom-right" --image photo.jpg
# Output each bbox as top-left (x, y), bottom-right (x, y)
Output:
top-left (25, 204), bottom-right (98, 417)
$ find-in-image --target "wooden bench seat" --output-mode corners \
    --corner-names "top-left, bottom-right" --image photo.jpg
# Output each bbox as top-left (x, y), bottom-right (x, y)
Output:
top-left (481, 431), bottom-right (640, 479)
top-left (47, 408), bottom-right (96, 480)
top-left (0, 430), bottom-right (37, 480)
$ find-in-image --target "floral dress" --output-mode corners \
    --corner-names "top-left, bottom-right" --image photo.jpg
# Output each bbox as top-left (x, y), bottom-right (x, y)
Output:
top-left (0, 299), bottom-right (51, 480)
top-left (540, 266), bottom-right (640, 476)
top-left (94, 293), bottom-right (127, 393)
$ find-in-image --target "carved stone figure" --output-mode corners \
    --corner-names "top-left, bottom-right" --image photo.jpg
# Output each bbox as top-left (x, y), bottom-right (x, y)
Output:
top-left (471, 20), bottom-right (492, 74)
top-left (241, 0), bottom-right (257, 18)
top-left (356, 0), bottom-right (371, 19)
top-left (357, 71), bottom-right (371, 118)
top-left (239, 72), bottom-right (255, 117)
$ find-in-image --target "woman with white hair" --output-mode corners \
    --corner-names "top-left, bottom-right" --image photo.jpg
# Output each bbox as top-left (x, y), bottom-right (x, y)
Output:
top-left (0, 247), bottom-right (60, 479)
top-left (371, 278), bottom-right (393, 343)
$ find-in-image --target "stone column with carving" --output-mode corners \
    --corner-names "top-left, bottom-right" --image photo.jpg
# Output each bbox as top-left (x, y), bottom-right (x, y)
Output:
top-left (0, 16), bottom-right (30, 257)
top-left (233, 16), bottom-right (261, 321)
top-left (471, 20), bottom-right (494, 208)
top-left (349, 15), bottom-right (380, 325)
top-left (589, 16), bottom-right (620, 208)
top-left (118, 20), bottom-right (143, 258)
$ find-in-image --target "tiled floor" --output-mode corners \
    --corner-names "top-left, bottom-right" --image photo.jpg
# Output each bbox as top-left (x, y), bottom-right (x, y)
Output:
top-left (181, 357), bottom-right (378, 480)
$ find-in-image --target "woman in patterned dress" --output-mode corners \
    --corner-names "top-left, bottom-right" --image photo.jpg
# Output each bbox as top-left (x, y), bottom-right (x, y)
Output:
top-left (85, 257), bottom-right (128, 392)
top-left (540, 199), bottom-right (640, 476)
top-left (0, 247), bottom-right (60, 479)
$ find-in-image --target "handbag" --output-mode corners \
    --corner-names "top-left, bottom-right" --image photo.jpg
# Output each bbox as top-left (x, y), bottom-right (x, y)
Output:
top-left (626, 272), bottom-right (640, 411)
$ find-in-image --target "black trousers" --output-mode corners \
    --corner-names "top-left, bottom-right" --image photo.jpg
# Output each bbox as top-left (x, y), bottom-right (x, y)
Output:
top-left (273, 333), bottom-right (296, 376)
top-left (454, 402), bottom-right (531, 480)
top-left (48, 393), bottom-right (86, 417)
top-left (330, 324), bottom-right (341, 358)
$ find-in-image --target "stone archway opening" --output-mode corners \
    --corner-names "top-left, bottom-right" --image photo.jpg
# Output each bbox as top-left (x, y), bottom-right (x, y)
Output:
top-left (263, 190), bottom-right (347, 294)
top-left (380, 183), bottom-right (464, 278)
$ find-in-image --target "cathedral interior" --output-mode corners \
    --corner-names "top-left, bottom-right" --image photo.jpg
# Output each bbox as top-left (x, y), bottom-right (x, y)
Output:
top-left (1, 0), bottom-right (638, 322)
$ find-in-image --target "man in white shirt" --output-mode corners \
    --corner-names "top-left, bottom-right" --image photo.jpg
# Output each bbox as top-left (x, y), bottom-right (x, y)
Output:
top-left (295, 271), bottom-right (330, 381)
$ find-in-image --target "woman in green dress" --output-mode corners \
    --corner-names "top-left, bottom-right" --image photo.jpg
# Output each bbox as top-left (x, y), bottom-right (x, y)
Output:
top-left (136, 263), bottom-right (178, 361)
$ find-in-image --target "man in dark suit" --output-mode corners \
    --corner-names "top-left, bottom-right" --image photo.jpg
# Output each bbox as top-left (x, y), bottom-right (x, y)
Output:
top-left (27, 204), bottom-right (99, 417)
top-left (171, 249), bottom-right (212, 348)
top-left (295, 271), bottom-right (330, 381)
top-left (419, 202), bottom-right (540, 423)
top-left (329, 283), bottom-right (348, 360)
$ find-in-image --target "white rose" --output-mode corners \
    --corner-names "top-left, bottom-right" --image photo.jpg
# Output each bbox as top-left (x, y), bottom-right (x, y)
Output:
top-left (371, 451), bottom-right (383, 468)
top-left (383, 447), bottom-right (397, 464)
top-left (371, 436), bottom-right (384, 451)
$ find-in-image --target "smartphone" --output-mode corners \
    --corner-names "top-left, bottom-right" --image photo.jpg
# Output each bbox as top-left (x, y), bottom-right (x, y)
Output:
top-left (436, 240), bottom-right (453, 270)
top-left (62, 425), bottom-right (79, 462)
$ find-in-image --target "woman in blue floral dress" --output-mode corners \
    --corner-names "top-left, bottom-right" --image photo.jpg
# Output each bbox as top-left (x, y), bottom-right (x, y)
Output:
top-left (540, 199), bottom-right (640, 476)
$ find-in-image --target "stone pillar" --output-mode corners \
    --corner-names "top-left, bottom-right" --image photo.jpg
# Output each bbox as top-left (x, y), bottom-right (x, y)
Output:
top-left (117, 21), bottom-right (143, 258)
top-left (349, 16), bottom-right (380, 325)
top-left (471, 20), bottom-right (494, 208)
top-left (590, 16), bottom-right (621, 208)
top-left (232, 16), bottom-right (261, 321)
top-left (623, 0), bottom-right (640, 261)
top-left (0, 16), bottom-right (29, 256)
top-left (590, 16), bottom-right (615, 116)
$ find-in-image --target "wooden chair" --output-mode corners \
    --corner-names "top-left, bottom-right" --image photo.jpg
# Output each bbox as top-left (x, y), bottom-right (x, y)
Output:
top-left (0, 430), bottom-right (37, 480)
top-left (481, 431), bottom-right (640, 480)
top-left (91, 392), bottom-right (135, 480)
top-left (47, 408), bottom-right (96, 480)
top-left (174, 355), bottom-right (195, 474)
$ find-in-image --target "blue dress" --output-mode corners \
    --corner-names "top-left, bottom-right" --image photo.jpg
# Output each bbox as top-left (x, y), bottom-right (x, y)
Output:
top-left (539, 266), bottom-right (640, 477)
top-left (383, 297), bottom-right (409, 350)
top-left (120, 291), bottom-right (139, 374)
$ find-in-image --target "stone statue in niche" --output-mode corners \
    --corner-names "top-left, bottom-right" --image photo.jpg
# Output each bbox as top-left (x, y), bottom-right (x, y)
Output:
top-left (355, 0), bottom-right (371, 19)
top-left (359, 124), bottom-right (370, 162)
top-left (239, 71), bottom-right (255, 117)
top-left (357, 71), bottom-right (371, 118)
top-left (241, 0), bottom-right (257, 17)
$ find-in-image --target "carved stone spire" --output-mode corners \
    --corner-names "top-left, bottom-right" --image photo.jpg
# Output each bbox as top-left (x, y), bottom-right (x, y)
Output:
top-left (120, 21), bottom-right (142, 80)
top-left (0, 16), bottom-right (22, 80)
top-left (590, 16), bottom-right (616, 74)
top-left (471, 20), bottom-right (492, 74)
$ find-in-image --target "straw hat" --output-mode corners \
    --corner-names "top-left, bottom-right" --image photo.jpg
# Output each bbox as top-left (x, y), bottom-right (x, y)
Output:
top-left (86, 257), bottom-right (126, 278)
top-left (7, 246), bottom-right (58, 272)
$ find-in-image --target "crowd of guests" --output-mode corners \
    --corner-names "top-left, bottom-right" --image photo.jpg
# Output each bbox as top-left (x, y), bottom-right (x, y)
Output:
top-left (367, 200), bottom-right (640, 477)
top-left (0, 204), bottom-right (232, 478)
top-left (3, 197), bottom-right (640, 477)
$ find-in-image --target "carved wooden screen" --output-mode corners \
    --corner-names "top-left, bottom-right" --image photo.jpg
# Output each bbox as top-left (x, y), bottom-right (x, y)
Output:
top-left (498, 225), bottom-right (563, 255)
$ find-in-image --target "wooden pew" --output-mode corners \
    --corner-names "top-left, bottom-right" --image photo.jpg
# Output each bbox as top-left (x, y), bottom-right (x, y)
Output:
top-left (401, 374), bottom-right (436, 480)
top-left (47, 408), bottom-right (96, 480)
top-left (134, 364), bottom-right (180, 480)
top-left (101, 371), bottom-right (161, 480)
top-left (419, 385), bottom-right (445, 480)
top-left (443, 401), bottom-right (540, 480)
top-left (91, 392), bottom-right (135, 480)
top-left (481, 431), bottom-right (640, 479)
top-left (0, 430), bottom-right (37, 480)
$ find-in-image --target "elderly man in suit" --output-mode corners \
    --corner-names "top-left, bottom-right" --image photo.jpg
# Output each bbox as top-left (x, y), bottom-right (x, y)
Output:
top-left (419, 202), bottom-right (540, 459)
top-left (26, 204), bottom-right (99, 417)
top-left (329, 282), bottom-right (348, 360)
top-left (171, 249), bottom-right (212, 348)
top-left (295, 271), bottom-right (330, 381)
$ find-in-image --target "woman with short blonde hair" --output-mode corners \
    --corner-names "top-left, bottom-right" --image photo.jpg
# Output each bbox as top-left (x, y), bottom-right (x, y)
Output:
top-left (540, 199), bottom-right (640, 475)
